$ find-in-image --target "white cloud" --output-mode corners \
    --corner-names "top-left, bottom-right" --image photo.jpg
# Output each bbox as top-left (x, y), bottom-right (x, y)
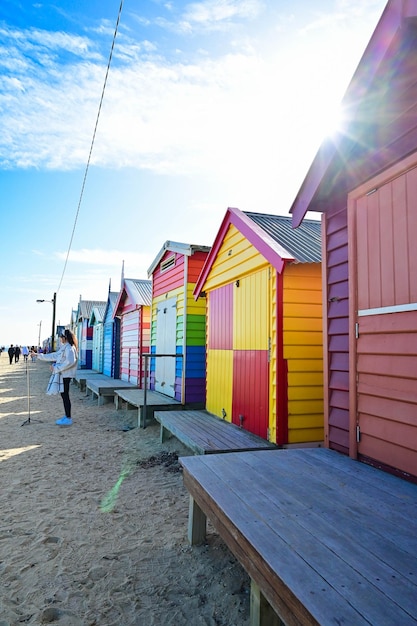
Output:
top-left (57, 248), bottom-right (152, 270)
top-left (0, 2), bottom-right (387, 186)
top-left (181, 0), bottom-right (263, 30)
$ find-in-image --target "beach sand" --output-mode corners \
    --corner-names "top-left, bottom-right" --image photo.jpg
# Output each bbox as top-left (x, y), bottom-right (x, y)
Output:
top-left (0, 354), bottom-right (250, 625)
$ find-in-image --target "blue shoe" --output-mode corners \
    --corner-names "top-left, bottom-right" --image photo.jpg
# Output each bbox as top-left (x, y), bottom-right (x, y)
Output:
top-left (56, 416), bottom-right (72, 426)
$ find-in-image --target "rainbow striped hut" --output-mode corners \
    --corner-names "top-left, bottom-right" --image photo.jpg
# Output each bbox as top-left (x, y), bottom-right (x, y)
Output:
top-left (147, 241), bottom-right (210, 405)
top-left (194, 207), bottom-right (323, 445)
top-left (113, 279), bottom-right (152, 385)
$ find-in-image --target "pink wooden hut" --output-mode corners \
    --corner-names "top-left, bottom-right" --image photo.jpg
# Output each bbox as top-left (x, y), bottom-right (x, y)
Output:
top-left (113, 279), bottom-right (152, 385)
top-left (290, 0), bottom-right (417, 481)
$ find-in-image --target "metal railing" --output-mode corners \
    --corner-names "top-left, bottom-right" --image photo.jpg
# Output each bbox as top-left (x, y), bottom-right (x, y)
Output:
top-left (140, 353), bottom-right (183, 428)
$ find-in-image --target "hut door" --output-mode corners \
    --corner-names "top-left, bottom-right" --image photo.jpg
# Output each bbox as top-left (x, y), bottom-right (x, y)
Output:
top-left (231, 268), bottom-right (270, 439)
top-left (155, 297), bottom-right (177, 398)
top-left (349, 161), bottom-right (417, 478)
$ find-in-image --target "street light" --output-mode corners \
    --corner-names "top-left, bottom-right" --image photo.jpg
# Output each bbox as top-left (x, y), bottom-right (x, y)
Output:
top-left (37, 320), bottom-right (42, 349)
top-left (36, 292), bottom-right (57, 351)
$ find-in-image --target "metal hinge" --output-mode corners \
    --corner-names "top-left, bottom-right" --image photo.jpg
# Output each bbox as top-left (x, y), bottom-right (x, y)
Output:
top-left (268, 337), bottom-right (271, 362)
top-left (356, 425), bottom-right (361, 443)
top-left (355, 322), bottom-right (359, 339)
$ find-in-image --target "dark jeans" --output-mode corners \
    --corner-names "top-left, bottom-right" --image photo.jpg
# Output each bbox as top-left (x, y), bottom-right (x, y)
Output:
top-left (60, 377), bottom-right (72, 418)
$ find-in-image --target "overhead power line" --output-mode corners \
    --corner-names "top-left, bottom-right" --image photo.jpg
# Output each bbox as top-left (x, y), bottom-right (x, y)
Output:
top-left (56, 0), bottom-right (124, 294)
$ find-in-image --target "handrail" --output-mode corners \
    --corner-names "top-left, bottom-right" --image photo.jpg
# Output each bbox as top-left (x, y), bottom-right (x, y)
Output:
top-left (140, 353), bottom-right (183, 428)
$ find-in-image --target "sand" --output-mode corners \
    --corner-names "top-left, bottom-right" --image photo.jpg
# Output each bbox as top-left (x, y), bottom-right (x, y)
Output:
top-left (0, 354), bottom-right (250, 625)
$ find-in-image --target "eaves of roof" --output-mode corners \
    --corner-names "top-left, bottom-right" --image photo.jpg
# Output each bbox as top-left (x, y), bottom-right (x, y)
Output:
top-left (147, 240), bottom-right (211, 277)
top-left (194, 207), bottom-right (321, 298)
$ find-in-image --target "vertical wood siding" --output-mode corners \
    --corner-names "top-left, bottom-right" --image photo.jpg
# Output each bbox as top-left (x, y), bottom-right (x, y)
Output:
top-left (206, 348), bottom-right (233, 419)
top-left (232, 350), bottom-right (269, 437)
top-left (349, 161), bottom-right (417, 478)
top-left (103, 321), bottom-right (113, 377)
top-left (233, 269), bottom-right (269, 351)
top-left (92, 323), bottom-right (103, 372)
top-left (208, 284), bottom-right (233, 350)
top-left (325, 207), bottom-right (350, 454)
top-left (79, 320), bottom-right (93, 369)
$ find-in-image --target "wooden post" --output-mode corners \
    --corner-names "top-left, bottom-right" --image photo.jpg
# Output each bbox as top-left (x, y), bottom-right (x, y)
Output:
top-left (187, 496), bottom-right (206, 545)
top-left (250, 580), bottom-right (283, 626)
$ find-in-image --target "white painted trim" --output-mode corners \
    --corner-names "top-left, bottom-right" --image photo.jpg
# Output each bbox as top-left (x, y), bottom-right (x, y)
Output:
top-left (358, 302), bottom-right (417, 316)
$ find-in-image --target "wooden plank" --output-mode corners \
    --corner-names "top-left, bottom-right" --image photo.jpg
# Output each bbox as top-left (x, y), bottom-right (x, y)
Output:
top-left (114, 388), bottom-right (181, 408)
top-left (180, 449), bottom-right (417, 625)
top-left (74, 370), bottom-right (105, 391)
top-left (86, 379), bottom-right (138, 406)
top-left (155, 410), bottom-right (276, 454)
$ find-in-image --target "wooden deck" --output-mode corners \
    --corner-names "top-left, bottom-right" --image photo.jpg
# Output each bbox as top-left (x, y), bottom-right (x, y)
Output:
top-left (85, 377), bottom-right (138, 406)
top-left (114, 389), bottom-right (181, 428)
top-left (74, 369), bottom-right (102, 391)
top-left (180, 448), bottom-right (417, 626)
top-left (155, 410), bottom-right (276, 454)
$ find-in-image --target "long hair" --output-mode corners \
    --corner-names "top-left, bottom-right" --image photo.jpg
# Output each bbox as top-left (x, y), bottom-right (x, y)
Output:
top-left (62, 329), bottom-right (78, 350)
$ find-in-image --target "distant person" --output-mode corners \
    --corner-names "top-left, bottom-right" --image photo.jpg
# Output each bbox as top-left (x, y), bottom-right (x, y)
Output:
top-left (34, 330), bottom-right (78, 427)
top-left (8, 345), bottom-right (15, 365)
top-left (14, 345), bottom-right (21, 363)
top-left (21, 345), bottom-right (29, 362)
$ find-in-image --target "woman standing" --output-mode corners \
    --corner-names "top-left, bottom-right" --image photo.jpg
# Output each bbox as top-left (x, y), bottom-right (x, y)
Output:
top-left (36, 329), bottom-right (78, 426)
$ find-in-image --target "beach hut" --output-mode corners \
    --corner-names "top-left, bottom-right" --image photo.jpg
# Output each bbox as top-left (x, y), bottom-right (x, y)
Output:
top-left (194, 208), bottom-right (323, 444)
top-left (147, 241), bottom-right (210, 404)
top-left (113, 279), bottom-right (152, 386)
top-left (102, 291), bottom-right (120, 379)
top-left (76, 299), bottom-right (107, 369)
top-left (89, 303), bottom-right (106, 372)
top-left (290, 0), bottom-right (417, 479)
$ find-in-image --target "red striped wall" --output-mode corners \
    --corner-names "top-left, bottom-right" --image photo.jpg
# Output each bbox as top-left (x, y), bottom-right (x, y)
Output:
top-left (153, 252), bottom-right (185, 298)
top-left (188, 251), bottom-right (209, 282)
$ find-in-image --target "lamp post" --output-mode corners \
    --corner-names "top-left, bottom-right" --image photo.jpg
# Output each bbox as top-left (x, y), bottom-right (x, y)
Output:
top-left (37, 320), bottom-right (42, 349)
top-left (36, 292), bottom-right (57, 351)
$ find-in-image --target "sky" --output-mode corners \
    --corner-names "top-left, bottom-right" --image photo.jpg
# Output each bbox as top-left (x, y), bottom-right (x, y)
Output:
top-left (0, 0), bottom-right (388, 347)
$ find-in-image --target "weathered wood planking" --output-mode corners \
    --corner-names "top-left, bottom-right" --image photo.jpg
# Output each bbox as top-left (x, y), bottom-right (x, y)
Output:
top-left (74, 370), bottom-right (104, 392)
top-left (180, 448), bottom-right (417, 625)
top-left (114, 389), bottom-right (181, 427)
top-left (156, 410), bottom-right (276, 454)
top-left (86, 378), bottom-right (138, 406)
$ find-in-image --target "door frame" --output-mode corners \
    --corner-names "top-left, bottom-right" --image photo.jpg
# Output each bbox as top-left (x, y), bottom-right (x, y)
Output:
top-left (154, 296), bottom-right (177, 397)
top-left (347, 150), bottom-right (417, 459)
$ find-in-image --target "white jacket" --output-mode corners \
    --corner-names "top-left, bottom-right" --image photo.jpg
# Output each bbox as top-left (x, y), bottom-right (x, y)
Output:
top-left (37, 343), bottom-right (78, 379)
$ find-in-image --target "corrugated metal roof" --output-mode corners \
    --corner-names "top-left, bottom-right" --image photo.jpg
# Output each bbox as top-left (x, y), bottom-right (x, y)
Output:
top-left (89, 304), bottom-right (106, 324)
top-left (124, 278), bottom-right (152, 306)
top-left (244, 212), bottom-right (321, 263)
top-left (78, 300), bottom-right (107, 321)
